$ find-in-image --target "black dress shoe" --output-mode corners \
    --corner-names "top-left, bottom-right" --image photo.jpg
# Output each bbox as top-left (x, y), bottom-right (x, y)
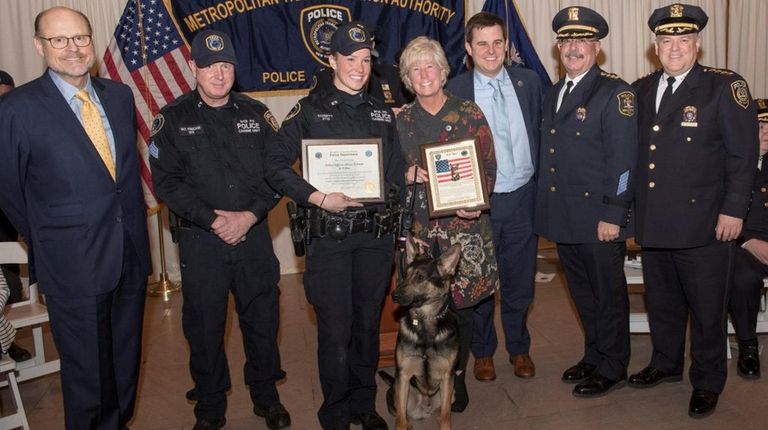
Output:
top-left (192, 417), bottom-right (225, 430)
top-left (351, 411), bottom-right (388, 430)
top-left (737, 343), bottom-right (761, 380)
top-left (628, 366), bottom-right (682, 388)
top-left (689, 388), bottom-right (718, 418)
top-left (561, 362), bottom-right (596, 384)
top-left (8, 343), bottom-right (31, 362)
top-left (572, 373), bottom-right (626, 398)
top-left (253, 403), bottom-right (291, 429)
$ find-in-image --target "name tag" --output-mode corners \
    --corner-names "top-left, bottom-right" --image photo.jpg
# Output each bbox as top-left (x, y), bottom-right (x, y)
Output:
top-left (179, 125), bottom-right (204, 136)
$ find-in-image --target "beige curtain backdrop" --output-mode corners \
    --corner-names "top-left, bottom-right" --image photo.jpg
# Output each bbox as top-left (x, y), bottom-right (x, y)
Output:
top-left (1, 0), bottom-right (766, 277)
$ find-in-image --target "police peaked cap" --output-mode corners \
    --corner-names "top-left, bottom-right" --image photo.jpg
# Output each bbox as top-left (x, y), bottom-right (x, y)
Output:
top-left (757, 99), bottom-right (768, 123)
top-left (648, 3), bottom-right (708, 35)
top-left (552, 6), bottom-right (609, 40)
top-left (190, 30), bottom-right (238, 67)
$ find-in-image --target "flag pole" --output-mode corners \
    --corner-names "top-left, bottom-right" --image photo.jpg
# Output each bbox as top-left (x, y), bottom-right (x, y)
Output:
top-left (147, 209), bottom-right (180, 300)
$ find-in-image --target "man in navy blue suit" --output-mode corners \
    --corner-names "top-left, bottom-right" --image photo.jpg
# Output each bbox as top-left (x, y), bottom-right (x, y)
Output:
top-left (0, 7), bottom-right (150, 430)
top-left (447, 12), bottom-right (542, 383)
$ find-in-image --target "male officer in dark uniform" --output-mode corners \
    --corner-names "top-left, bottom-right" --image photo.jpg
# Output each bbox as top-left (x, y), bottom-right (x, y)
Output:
top-left (629, 3), bottom-right (758, 418)
top-left (149, 30), bottom-right (290, 430)
top-left (309, 23), bottom-right (412, 114)
top-left (266, 22), bottom-right (405, 430)
top-left (536, 6), bottom-right (637, 398)
top-left (729, 98), bottom-right (768, 380)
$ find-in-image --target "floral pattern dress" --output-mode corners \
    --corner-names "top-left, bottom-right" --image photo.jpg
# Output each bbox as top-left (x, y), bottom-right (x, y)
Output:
top-left (397, 92), bottom-right (499, 309)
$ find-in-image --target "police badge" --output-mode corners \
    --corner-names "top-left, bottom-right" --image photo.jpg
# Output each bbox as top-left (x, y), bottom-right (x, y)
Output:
top-left (681, 106), bottom-right (698, 127)
top-left (576, 107), bottom-right (587, 122)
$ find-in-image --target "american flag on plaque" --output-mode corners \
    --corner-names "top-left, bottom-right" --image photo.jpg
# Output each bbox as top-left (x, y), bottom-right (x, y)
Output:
top-left (435, 151), bottom-right (474, 183)
top-left (99, 0), bottom-right (195, 212)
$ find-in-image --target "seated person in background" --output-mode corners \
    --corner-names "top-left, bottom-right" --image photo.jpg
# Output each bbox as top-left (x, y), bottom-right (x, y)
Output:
top-left (0, 268), bottom-right (17, 356)
top-left (729, 98), bottom-right (768, 380)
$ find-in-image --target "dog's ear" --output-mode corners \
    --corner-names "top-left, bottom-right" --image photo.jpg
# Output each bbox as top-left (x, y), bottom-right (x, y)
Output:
top-left (437, 244), bottom-right (462, 277)
top-left (405, 235), bottom-right (418, 265)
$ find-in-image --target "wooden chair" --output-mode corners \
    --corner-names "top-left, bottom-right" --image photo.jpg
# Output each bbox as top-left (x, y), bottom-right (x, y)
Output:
top-left (0, 242), bottom-right (60, 383)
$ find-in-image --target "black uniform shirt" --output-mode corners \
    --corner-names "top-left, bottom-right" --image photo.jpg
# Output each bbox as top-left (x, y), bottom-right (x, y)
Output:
top-left (265, 86), bottom-right (406, 210)
top-left (149, 90), bottom-right (280, 230)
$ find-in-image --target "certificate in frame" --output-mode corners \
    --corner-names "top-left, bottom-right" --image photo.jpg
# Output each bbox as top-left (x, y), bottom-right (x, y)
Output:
top-left (420, 138), bottom-right (491, 218)
top-left (301, 138), bottom-right (384, 203)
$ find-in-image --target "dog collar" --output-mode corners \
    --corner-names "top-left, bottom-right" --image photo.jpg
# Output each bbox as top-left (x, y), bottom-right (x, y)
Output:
top-left (410, 302), bottom-right (450, 326)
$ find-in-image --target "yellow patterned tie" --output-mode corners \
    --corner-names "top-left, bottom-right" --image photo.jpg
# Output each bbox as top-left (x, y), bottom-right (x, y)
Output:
top-left (75, 89), bottom-right (116, 180)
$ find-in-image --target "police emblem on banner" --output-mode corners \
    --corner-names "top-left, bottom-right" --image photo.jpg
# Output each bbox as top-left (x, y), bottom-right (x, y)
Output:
top-left (300, 4), bottom-right (352, 67)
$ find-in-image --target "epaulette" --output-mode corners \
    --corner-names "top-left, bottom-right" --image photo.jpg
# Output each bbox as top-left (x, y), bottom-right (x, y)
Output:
top-left (600, 71), bottom-right (620, 79)
top-left (702, 67), bottom-right (734, 76)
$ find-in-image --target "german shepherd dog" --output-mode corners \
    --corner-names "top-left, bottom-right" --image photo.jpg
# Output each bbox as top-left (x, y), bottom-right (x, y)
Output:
top-left (388, 237), bottom-right (461, 430)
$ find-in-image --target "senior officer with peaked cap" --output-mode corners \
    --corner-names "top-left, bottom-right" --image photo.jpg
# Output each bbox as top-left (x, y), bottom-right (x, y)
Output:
top-left (728, 98), bottom-right (768, 380)
top-left (536, 6), bottom-right (637, 398)
top-left (149, 30), bottom-right (291, 430)
top-left (629, 3), bottom-right (758, 418)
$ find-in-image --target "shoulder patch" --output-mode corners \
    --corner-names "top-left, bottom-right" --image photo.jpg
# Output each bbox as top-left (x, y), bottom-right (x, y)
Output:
top-left (150, 114), bottom-right (165, 137)
top-left (731, 80), bottom-right (750, 109)
top-left (264, 110), bottom-right (279, 132)
top-left (600, 71), bottom-right (619, 80)
top-left (284, 102), bottom-right (301, 122)
top-left (617, 91), bottom-right (635, 117)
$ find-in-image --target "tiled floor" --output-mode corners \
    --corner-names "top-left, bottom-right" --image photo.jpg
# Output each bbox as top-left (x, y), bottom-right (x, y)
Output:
top-left (3, 259), bottom-right (767, 429)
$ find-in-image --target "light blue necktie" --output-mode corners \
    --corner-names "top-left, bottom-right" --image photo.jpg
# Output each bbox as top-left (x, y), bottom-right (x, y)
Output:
top-left (489, 79), bottom-right (515, 175)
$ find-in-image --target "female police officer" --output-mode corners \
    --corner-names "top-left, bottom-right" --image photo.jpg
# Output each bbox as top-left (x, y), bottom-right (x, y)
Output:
top-left (265, 23), bottom-right (405, 430)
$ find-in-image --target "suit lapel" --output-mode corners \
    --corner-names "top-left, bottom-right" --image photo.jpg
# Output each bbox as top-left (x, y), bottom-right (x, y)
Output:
top-left (655, 63), bottom-right (701, 122)
top-left (40, 72), bottom-right (116, 181)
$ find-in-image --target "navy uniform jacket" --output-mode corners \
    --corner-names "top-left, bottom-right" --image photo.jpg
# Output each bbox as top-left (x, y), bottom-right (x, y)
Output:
top-left (535, 65), bottom-right (637, 244)
top-left (632, 63), bottom-right (758, 248)
top-left (744, 158), bottom-right (768, 243)
top-left (446, 64), bottom-right (542, 173)
top-left (0, 72), bottom-right (151, 297)
top-left (265, 87), bottom-right (405, 210)
top-left (149, 91), bottom-right (280, 231)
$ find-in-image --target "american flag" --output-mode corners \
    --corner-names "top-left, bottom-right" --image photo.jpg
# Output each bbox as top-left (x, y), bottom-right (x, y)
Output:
top-left (435, 154), bottom-right (473, 183)
top-left (99, 0), bottom-right (195, 212)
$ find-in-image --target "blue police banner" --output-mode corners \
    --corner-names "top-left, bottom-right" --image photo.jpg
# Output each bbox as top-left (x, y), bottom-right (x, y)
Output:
top-left (169, 0), bottom-right (466, 92)
top-left (482, 0), bottom-right (551, 87)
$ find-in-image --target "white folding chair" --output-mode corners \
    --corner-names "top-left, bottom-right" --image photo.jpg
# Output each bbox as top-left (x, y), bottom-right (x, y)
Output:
top-left (0, 242), bottom-right (60, 383)
top-left (0, 355), bottom-right (29, 430)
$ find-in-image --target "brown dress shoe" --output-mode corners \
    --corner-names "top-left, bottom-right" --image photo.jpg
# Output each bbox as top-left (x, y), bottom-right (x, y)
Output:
top-left (510, 354), bottom-right (536, 378)
top-left (473, 356), bottom-right (496, 381)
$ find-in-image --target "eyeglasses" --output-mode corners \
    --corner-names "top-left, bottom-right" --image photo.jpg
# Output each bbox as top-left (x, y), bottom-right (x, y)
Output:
top-left (557, 38), bottom-right (597, 46)
top-left (37, 35), bottom-right (92, 49)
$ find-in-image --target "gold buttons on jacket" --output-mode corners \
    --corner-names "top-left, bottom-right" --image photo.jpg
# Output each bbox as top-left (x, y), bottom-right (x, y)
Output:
top-left (649, 163), bottom-right (656, 169)
top-left (653, 125), bottom-right (660, 131)
top-left (550, 129), bottom-right (556, 134)
top-left (761, 187), bottom-right (766, 193)
top-left (576, 131), bottom-right (581, 136)
top-left (550, 148), bottom-right (555, 154)
top-left (583, 192), bottom-right (590, 197)
top-left (686, 137), bottom-right (692, 142)
top-left (550, 186), bottom-right (557, 192)
top-left (649, 182), bottom-right (656, 188)
top-left (550, 167), bottom-right (556, 173)
top-left (650, 144), bottom-right (657, 151)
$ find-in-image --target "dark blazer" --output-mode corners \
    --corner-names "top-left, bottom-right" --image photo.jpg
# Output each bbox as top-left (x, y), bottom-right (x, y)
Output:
top-left (535, 65), bottom-right (638, 244)
top-left (632, 63), bottom-right (758, 248)
top-left (0, 71), bottom-right (151, 297)
top-left (744, 158), bottom-right (768, 243)
top-left (446, 64), bottom-right (542, 172)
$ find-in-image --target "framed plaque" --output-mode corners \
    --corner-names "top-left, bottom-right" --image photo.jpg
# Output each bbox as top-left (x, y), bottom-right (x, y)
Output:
top-left (420, 138), bottom-right (491, 218)
top-left (301, 138), bottom-right (385, 203)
